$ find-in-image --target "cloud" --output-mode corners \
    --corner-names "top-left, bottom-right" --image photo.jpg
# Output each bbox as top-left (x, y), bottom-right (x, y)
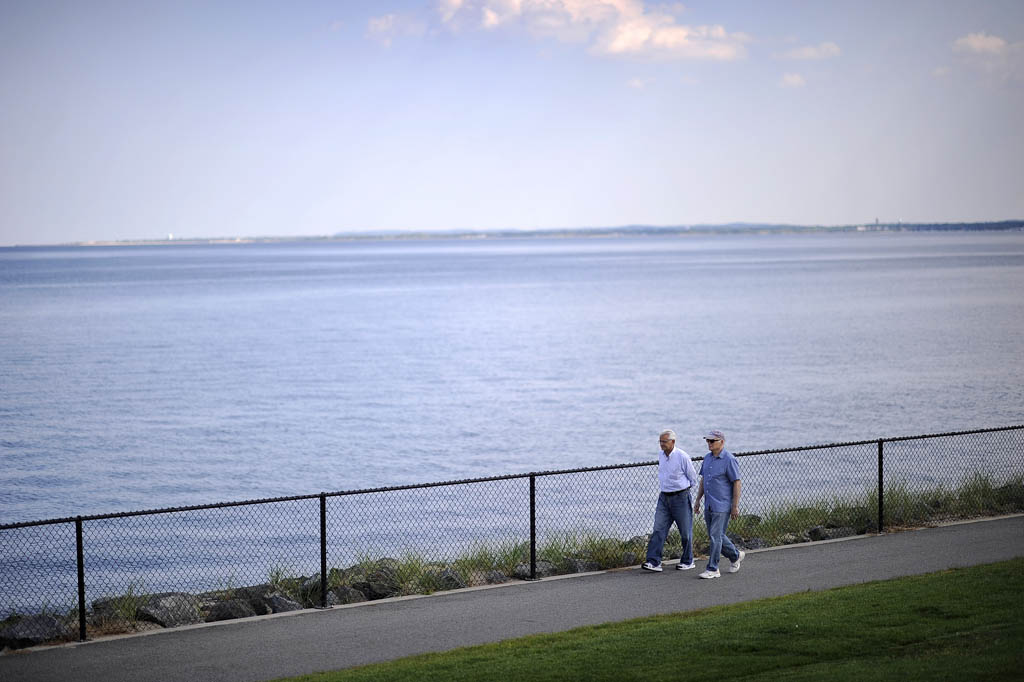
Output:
top-left (780, 72), bottom-right (806, 88)
top-left (436, 0), bottom-right (750, 60)
top-left (953, 32), bottom-right (1007, 55)
top-left (367, 13), bottom-right (426, 46)
top-left (952, 31), bottom-right (1023, 81)
top-left (780, 41), bottom-right (840, 60)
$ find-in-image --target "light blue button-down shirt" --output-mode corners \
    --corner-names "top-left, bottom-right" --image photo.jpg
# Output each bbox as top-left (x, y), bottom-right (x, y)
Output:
top-left (658, 447), bottom-right (699, 493)
top-left (699, 449), bottom-right (741, 512)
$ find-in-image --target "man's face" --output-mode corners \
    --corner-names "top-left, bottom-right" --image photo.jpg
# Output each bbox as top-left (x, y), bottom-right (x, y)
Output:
top-left (706, 437), bottom-right (725, 456)
top-left (659, 435), bottom-right (675, 455)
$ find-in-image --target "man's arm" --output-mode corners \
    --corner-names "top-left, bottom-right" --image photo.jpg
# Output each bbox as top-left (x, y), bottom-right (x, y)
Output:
top-left (694, 478), bottom-right (704, 513)
top-left (730, 480), bottom-right (742, 519)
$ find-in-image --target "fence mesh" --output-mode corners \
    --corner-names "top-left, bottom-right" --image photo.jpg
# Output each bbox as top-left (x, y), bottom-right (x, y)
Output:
top-left (2, 426), bottom-right (1022, 649)
top-left (883, 429), bottom-right (1024, 527)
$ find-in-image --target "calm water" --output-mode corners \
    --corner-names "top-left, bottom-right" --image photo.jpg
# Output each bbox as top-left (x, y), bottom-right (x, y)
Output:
top-left (3, 231), bottom-right (1024, 524)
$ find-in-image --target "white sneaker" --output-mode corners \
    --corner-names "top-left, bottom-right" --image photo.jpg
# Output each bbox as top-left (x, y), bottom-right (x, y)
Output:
top-left (698, 569), bottom-right (720, 579)
top-left (641, 561), bottom-right (663, 572)
top-left (676, 561), bottom-right (696, 571)
top-left (729, 550), bottom-right (746, 573)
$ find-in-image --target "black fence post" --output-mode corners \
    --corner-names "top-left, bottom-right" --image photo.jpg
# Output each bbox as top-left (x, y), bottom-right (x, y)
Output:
top-left (877, 440), bottom-right (884, 534)
top-left (319, 493), bottom-right (328, 608)
top-left (529, 474), bottom-right (537, 580)
top-left (75, 516), bottom-right (86, 641)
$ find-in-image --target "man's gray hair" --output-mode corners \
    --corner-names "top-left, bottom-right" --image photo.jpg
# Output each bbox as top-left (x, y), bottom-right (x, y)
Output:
top-left (660, 429), bottom-right (676, 441)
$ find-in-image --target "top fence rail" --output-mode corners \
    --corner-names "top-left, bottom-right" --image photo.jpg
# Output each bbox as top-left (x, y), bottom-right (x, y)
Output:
top-left (3, 424), bottom-right (1022, 531)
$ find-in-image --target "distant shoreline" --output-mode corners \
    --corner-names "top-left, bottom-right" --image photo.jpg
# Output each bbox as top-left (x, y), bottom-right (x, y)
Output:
top-left (8, 220), bottom-right (1024, 248)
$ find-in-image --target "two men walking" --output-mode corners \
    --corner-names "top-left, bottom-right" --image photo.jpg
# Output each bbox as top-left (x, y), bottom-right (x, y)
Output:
top-left (642, 429), bottom-right (745, 579)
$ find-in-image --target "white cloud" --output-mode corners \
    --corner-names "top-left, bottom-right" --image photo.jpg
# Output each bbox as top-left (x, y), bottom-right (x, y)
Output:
top-left (627, 76), bottom-right (653, 89)
top-left (952, 31), bottom-right (1023, 81)
top-left (436, 0), bottom-right (750, 60)
top-left (953, 32), bottom-right (1007, 55)
top-left (780, 72), bottom-right (806, 88)
top-left (780, 41), bottom-right (840, 60)
top-left (438, 0), bottom-right (465, 25)
top-left (367, 13), bottom-right (426, 46)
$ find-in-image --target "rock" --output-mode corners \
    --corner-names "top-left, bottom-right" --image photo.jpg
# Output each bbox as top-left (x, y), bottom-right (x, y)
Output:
top-left (808, 525), bottom-right (829, 542)
top-left (738, 537), bottom-right (768, 550)
top-left (350, 580), bottom-right (395, 600)
top-left (137, 592), bottom-right (203, 628)
top-left (780, 532), bottom-right (808, 545)
top-left (266, 595), bottom-right (303, 613)
top-left (300, 574), bottom-right (325, 606)
top-left (427, 567), bottom-right (467, 591)
top-left (0, 614), bottom-right (72, 650)
top-left (563, 557), bottom-right (601, 573)
top-left (737, 514), bottom-right (762, 527)
top-left (808, 526), bottom-right (856, 542)
top-left (90, 594), bottom-right (142, 625)
top-left (483, 570), bottom-right (510, 584)
top-left (512, 560), bottom-right (557, 580)
top-left (825, 526), bottom-right (856, 540)
top-left (346, 559), bottom-right (402, 600)
top-left (621, 552), bottom-right (638, 566)
top-left (233, 585), bottom-right (276, 615)
top-left (204, 599), bottom-right (257, 622)
top-left (624, 535), bottom-right (649, 550)
top-left (328, 586), bottom-right (367, 605)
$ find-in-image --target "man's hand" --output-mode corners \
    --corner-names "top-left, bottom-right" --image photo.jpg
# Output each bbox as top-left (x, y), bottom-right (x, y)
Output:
top-left (693, 500), bottom-right (701, 514)
top-left (730, 505), bottom-right (739, 520)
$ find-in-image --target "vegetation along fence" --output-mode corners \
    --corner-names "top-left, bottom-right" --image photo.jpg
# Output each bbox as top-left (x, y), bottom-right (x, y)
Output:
top-left (2, 425), bottom-right (1022, 649)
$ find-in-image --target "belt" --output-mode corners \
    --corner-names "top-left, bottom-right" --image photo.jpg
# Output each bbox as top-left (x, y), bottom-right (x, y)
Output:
top-left (662, 488), bottom-right (690, 497)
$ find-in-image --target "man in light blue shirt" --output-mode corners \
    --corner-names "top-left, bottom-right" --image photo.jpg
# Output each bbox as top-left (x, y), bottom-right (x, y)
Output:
top-left (641, 429), bottom-right (700, 572)
top-left (693, 429), bottom-right (745, 579)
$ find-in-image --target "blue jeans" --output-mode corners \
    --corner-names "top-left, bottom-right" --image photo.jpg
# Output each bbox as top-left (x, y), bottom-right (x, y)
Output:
top-left (704, 510), bottom-right (740, 571)
top-left (645, 491), bottom-right (693, 566)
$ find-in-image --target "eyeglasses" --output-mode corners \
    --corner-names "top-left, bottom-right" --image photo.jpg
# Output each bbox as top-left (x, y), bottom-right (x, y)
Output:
top-left (705, 438), bottom-right (720, 443)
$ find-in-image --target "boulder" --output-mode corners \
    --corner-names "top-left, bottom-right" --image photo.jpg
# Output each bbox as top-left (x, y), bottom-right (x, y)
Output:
top-left (351, 579), bottom-right (401, 601)
top-left (423, 567), bottom-right (467, 591)
top-left (233, 585), bottom-right (277, 615)
top-left (737, 514), bottom-right (763, 527)
top-left (737, 537), bottom-right (768, 550)
top-left (137, 592), bottom-right (202, 628)
top-left (266, 594), bottom-right (303, 613)
top-left (512, 560), bottom-right (557, 580)
top-left (0, 614), bottom-right (72, 650)
top-left (809, 525), bottom-right (855, 542)
top-left (90, 594), bottom-right (142, 625)
top-left (808, 525), bottom-right (829, 541)
top-left (328, 586), bottom-right (367, 605)
top-left (205, 599), bottom-right (257, 622)
top-left (781, 532), bottom-right (809, 545)
top-left (483, 570), bottom-right (510, 584)
top-left (349, 559), bottom-right (402, 600)
top-left (564, 557), bottom-right (601, 573)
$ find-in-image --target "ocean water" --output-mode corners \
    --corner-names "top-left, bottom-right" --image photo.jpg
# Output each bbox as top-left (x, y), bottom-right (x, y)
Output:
top-left (2, 231), bottom-right (1024, 524)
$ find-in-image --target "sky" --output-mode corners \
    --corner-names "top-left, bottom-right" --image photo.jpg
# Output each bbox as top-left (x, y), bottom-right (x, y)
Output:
top-left (1, 0), bottom-right (1022, 246)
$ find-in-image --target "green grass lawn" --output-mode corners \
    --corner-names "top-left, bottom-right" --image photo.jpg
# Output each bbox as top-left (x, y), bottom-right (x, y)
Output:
top-left (276, 558), bottom-right (1024, 682)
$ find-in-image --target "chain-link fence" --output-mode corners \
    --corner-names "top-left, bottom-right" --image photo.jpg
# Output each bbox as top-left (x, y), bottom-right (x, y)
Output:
top-left (2, 425), bottom-right (1022, 649)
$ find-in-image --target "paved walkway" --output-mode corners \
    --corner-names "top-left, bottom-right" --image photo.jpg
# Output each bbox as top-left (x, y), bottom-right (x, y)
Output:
top-left (3, 515), bottom-right (1023, 682)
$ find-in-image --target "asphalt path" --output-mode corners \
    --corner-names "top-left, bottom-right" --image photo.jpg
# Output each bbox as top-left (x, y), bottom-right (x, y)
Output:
top-left (3, 515), bottom-right (1022, 682)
